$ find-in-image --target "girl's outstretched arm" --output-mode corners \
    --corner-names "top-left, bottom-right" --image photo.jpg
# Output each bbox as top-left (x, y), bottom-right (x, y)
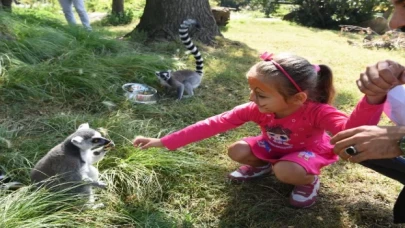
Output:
top-left (160, 102), bottom-right (262, 150)
top-left (133, 102), bottom-right (263, 151)
top-left (133, 136), bottom-right (164, 150)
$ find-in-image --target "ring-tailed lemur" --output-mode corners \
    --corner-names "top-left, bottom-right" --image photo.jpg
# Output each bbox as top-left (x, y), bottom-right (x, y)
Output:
top-left (155, 19), bottom-right (204, 100)
top-left (30, 123), bottom-right (114, 208)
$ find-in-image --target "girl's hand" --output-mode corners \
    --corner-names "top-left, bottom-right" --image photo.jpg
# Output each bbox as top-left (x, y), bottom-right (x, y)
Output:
top-left (133, 136), bottom-right (164, 149)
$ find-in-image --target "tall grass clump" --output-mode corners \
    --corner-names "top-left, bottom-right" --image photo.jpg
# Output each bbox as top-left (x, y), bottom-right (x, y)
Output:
top-left (0, 11), bottom-right (174, 110)
top-left (0, 186), bottom-right (135, 228)
top-left (1, 110), bottom-right (222, 227)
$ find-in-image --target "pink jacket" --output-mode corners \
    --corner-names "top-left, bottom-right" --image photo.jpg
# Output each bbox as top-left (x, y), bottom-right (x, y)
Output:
top-left (161, 97), bottom-right (383, 155)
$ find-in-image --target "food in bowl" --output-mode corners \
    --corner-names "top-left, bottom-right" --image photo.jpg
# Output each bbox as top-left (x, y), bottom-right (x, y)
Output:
top-left (122, 83), bottom-right (157, 104)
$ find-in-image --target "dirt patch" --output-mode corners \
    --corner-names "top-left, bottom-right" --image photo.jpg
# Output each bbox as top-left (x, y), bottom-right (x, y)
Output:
top-left (88, 12), bottom-right (107, 22)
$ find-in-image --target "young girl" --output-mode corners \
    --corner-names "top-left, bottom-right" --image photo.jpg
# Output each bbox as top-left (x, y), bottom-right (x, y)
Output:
top-left (133, 52), bottom-right (386, 208)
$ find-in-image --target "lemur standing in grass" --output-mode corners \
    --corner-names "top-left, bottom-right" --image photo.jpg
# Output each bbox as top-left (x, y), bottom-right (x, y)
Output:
top-left (30, 123), bottom-right (114, 208)
top-left (155, 19), bottom-right (204, 100)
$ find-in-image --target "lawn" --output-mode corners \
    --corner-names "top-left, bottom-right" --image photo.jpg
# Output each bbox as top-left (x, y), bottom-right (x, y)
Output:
top-left (1, 5), bottom-right (405, 228)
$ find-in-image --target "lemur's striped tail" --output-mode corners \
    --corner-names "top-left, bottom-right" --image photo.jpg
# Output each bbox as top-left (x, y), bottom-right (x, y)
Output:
top-left (179, 19), bottom-right (203, 76)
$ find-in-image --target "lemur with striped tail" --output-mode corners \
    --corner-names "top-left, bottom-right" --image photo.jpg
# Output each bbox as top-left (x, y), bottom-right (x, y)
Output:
top-left (155, 19), bottom-right (204, 100)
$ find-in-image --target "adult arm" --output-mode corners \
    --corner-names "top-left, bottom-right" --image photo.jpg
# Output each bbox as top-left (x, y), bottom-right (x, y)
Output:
top-left (330, 60), bottom-right (405, 162)
top-left (330, 126), bottom-right (405, 162)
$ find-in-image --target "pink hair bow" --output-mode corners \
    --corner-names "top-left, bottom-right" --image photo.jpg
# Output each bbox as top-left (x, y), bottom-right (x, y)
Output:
top-left (313, 65), bottom-right (320, 72)
top-left (260, 52), bottom-right (273, 61)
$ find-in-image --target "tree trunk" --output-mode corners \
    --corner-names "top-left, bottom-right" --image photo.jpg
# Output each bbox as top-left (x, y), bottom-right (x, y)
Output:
top-left (112, 0), bottom-right (124, 15)
top-left (0, 0), bottom-right (13, 12)
top-left (131, 0), bottom-right (222, 45)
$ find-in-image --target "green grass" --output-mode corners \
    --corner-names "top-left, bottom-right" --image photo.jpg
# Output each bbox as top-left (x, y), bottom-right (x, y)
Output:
top-left (1, 7), bottom-right (405, 228)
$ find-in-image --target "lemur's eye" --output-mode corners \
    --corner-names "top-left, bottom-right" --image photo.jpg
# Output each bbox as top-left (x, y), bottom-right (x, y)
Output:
top-left (92, 138), bottom-right (100, 143)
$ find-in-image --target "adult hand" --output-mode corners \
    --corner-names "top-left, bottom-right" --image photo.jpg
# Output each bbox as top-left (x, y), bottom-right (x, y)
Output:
top-left (133, 136), bottom-right (164, 149)
top-left (357, 60), bottom-right (405, 97)
top-left (330, 125), bottom-right (403, 163)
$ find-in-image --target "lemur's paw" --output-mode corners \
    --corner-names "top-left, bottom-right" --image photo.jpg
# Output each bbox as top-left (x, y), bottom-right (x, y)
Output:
top-left (91, 203), bottom-right (105, 209)
top-left (82, 177), bottom-right (94, 183)
top-left (84, 202), bottom-right (105, 210)
top-left (96, 181), bottom-right (107, 189)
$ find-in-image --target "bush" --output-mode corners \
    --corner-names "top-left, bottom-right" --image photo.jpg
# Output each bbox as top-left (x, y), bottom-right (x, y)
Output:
top-left (287, 0), bottom-right (384, 29)
top-left (86, 0), bottom-right (145, 12)
top-left (218, 0), bottom-right (250, 9)
top-left (250, 0), bottom-right (280, 17)
top-left (102, 10), bottom-right (134, 26)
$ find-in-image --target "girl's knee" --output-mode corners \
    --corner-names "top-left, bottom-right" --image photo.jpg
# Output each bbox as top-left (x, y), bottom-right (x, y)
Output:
top-left (227, 141), bottom-right (268, 167)
top-left (227, 141), bottom-right (251, 162)
top-left (273, 161), bottom-right (307, 183)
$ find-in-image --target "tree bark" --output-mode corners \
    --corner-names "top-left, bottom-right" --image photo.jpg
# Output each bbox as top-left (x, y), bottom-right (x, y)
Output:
top-left (131, 0), bottom-right (222, 45)
top-left (112, 0), bottom-right (124, 15)
top-left (0, 0), bottom-right (13, 12)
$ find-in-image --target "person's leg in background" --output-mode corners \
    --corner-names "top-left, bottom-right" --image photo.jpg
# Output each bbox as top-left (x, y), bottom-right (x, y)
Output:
top-left (58, 0), bottom-right (76, 25)
top-left (72, 0), bottom-right (91, 31)
top-left (360, 157), bottom-right (405, 223)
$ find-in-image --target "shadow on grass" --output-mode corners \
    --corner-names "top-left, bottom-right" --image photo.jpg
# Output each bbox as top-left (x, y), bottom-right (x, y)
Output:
top-left (218, 175), bottom-right (344, 227)
top-left (121, 204), bottom-right (178, 227)
top-left (218, 174), bottom-right (403, 228)
top-left (344, 200), bottom-right (402, 227)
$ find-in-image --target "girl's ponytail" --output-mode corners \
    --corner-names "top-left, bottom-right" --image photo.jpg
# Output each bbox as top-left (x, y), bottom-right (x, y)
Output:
top-left (313, 65), bottom-right (335, 104)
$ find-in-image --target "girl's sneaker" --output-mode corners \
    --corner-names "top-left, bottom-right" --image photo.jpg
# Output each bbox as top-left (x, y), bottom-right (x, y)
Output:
top-left (289, 175), bottom-right (320, 208)
top-left (228, 164), bottom-right (272, 181)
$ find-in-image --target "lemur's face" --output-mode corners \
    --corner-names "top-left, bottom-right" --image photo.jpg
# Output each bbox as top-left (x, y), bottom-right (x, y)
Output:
top-left (155, 71), bottom-right (171, 81)
top-left (70, 123), bottom-right (114, 164)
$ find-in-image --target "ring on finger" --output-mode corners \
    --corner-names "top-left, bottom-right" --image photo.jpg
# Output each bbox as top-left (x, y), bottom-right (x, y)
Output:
top-left (345, 146), bottom-right (358, 156)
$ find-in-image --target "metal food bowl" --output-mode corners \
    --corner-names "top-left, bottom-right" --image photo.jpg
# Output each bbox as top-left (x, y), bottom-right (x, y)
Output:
top-left (122, 83), bottom-right (158, 104)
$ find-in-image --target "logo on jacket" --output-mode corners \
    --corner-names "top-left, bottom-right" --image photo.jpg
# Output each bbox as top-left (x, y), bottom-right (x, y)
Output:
top-left (264, 124), bottom-right (292, 149)
top-left (298, 151), bottom-right (315, 160)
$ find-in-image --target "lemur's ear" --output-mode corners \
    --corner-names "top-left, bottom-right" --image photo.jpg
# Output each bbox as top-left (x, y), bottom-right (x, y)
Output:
top-left (77, 123), bottom-right (90, 131)
top-left (71, 136), bottom-right (84, 145)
